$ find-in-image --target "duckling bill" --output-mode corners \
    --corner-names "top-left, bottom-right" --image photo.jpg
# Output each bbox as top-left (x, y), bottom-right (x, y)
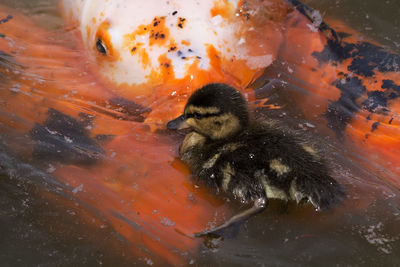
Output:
top-left (167, 83), bottom-right (345, 236)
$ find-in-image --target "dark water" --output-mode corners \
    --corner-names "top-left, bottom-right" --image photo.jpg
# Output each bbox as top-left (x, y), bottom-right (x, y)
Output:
top-left (1, 0), bottom-right (400, 266)
top-left (306, 0), bottom-right (400, 53)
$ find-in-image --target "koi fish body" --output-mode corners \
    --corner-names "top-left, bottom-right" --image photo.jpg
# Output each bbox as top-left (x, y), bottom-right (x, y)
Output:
top-left (0, 0), bottom-right (399, 265)
top-left (60, 0), bottom-right (290, 124)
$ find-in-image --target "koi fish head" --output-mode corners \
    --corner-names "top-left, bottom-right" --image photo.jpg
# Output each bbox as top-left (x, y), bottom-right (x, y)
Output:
top-left (60, 0), bottom-right (290, 104)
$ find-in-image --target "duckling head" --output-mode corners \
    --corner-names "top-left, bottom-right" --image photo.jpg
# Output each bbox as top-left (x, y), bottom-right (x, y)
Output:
top-left (168, 83), bottom-right (249, 140)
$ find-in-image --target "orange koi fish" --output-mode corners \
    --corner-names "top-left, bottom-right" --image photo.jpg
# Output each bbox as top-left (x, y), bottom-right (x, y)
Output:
top-left (0, 4), bottom-right (233, 265)
top-left (0, 0), bottom-right (399, 265)
top-left (277, 0), bottom-right (400, 186)
top-left (59, 0), bottom-right (291, 127)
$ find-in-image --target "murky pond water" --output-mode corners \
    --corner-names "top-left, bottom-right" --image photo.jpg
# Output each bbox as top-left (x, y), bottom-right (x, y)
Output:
top-left (1, 0), bottom-right (399, 266)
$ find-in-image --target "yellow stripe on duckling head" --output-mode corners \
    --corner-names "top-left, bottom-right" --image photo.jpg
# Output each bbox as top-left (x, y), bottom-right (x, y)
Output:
top-left (186, 112), bottom-right (241, 140)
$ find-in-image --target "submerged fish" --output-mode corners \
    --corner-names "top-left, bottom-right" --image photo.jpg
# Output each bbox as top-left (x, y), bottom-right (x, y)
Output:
top-left (278, 1), bottom-right (400, 186)
top-left (60, 0), bottom-right (291, 125)
top-left (0, 0), bottom-right (399, 265)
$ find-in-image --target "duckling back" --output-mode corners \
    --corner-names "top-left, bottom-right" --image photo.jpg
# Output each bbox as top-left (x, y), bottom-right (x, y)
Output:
top-left (170, 83), bottom-right (345, 211)
top-left (181, 122), bottom-right (345, 210)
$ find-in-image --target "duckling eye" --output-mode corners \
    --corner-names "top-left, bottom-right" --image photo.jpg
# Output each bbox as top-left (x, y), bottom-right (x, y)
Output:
top-left (193, 112), bottom-right (203, 119)
top-left (96, 38), bottom-right (108, 55)
top-left (186, 112), bottom-right (203, 119)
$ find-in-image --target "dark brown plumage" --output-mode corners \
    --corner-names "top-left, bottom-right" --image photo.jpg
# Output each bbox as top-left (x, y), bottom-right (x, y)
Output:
top-left (168, 83), bottom-right (345, 236)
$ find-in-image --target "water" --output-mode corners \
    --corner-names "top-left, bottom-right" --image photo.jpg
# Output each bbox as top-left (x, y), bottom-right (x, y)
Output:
top-left (306, 0), bottom-right (400, 53)
top-left (1, 1), bottom-right (400, 266)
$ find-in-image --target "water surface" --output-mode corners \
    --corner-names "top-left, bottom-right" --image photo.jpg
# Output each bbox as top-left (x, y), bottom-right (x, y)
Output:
top-left (0, 1), bottom-right (399, 266)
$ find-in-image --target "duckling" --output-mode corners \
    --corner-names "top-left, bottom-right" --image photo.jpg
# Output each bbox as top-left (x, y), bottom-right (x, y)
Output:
top-left (167, 83), bottom-right (345, 236)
